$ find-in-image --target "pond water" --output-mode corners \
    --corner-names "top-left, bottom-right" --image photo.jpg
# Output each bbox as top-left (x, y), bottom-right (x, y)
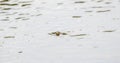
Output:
top-left (0, 0), bottom-right (120, 63)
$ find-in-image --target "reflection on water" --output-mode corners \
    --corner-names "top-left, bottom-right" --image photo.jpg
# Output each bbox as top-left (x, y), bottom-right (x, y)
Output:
top-left (0, 0), bottom-right (33, 22)
top-left (0, 0), bottom-right (34, 46)
top-left (0, 0), bottom-right (9, 2)
top-left (0, 0), bottom-right (119, 39)
top-left (0, 0), bottom-right (120, 63)
top-left (0, 0), bottom-right (116, 22)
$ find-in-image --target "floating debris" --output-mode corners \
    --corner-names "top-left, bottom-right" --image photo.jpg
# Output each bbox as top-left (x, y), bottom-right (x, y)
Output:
top-left (0, 3), bottom-right (18, 6)
top-left (2, 8), bottom-right (11, 10)
top-left (19, 13), bottom-right (29, 15)
top-left (19, 1), bottom-right (32, 3)
top-left (70, 34), bottom-right (87, 37)
top-left (0, 12), bottom-right (6, 14)
top-left (0, 0), bottom-right (9, 2)
top-left (72, 16), bottom-right (81, 18)
top-left (0, 19), bottom-right (9, 21)
top-left (21, 4), bottom-right (31, 7)
top-left (85, 11), bottom-right (93, 12)
top-left (36, 14), bottom-right (42, 16)
top-left (4, 36), bottom-right (15, 38)
top-left (22, 18), bottom-right (29, 20)
top-left (15, 17), bottom-right (24, 19)
top-left (105, 2), bottom-right (112, 4)
top-left (97, 0), bottom-right (104, 2)
top-left (97, 10), bottom-right (110, 13)
top-left (15, 17), bottom-right (29, 20)
top-left (49, 31), bottom-right (67, 36)
top-left (91, 6), bottom-right (103, 8)
top-left (74, 1), bottom-right (86, 3)
top-left (103, 30), bottom-right (115, 32)
top-left (9, 27), bottom-right (17, 29)
top-left (18, 51), bottom-right (23, 53)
